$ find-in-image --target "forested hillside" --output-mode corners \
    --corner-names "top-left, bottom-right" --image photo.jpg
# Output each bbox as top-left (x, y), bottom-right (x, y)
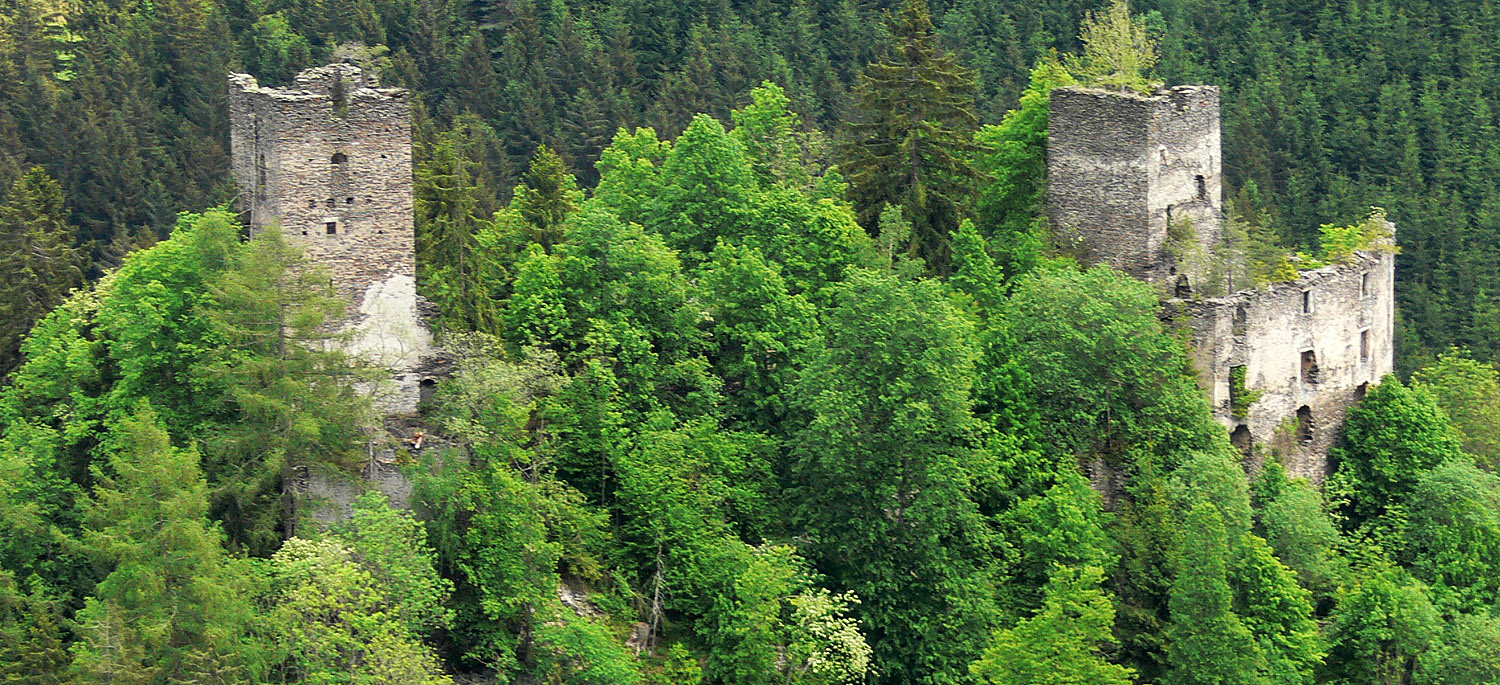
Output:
top-left (4, 0), bottom-right (1500, 683)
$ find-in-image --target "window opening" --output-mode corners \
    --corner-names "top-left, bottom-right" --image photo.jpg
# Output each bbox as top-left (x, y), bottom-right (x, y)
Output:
top-left (1302, 289), bottom-right (1313, 314)
top-left (1355, 382), bottom-right (1370, 401)
top-left (1360, 330), bottom-right (1370, 363)
top-left (1296, 406), bottom-right (1314, 445)
top-left (1301, 350), bottom-right (1320, 385)
top-left (1195, 174), bottom-right (1206, 200)
top-left (1175, 275), bottom-right (1191, 298)
top-left (1361, 272), bottom-right (1370, 298)
top-left (346, 197), bottom-right (355, 204)
top-left (419, 378), bottom-right (437, 405)
top-left (325, 222), bottom-right (337, 235)
top-left (331, 152), bottom-right (348, 165)
top-left (1231, 425), bottom-right (1252, 458)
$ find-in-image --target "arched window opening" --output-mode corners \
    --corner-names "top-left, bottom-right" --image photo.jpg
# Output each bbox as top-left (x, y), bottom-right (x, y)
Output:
top-left (419, 378), bottom-right (437, 405)
top-left (1231, 425), bottom-right (1252, 458)
top-left (1295, 406), bottom-right (1314, 445)
top-left (331, 152), bottom-right (348, 165)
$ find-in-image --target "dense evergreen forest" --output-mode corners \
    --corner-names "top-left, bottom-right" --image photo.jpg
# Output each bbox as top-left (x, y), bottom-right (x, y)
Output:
top-left (5, 0), bottom-right (1500, 682)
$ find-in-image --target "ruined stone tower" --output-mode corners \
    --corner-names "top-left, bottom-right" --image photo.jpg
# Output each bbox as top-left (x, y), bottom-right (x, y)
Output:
top-left (1048, 85), bottom-right (1223, 290)
top-left (229, 63), bottom-right (432, 414)
top-left (1048, 85), bottom-right (1396, 482)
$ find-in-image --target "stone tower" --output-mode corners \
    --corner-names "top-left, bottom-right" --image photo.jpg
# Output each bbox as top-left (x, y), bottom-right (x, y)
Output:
top-left (1048, 85), bottom-right (1222, 288)
top-left (1047, 84), bottom-right (1396, 483)
top-left (228, 63), bottom-right (432, 414)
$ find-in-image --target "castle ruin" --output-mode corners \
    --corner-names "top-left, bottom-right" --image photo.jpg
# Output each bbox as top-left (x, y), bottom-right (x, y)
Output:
top-left (228, 63), bottom-right (433, 415)
top-left (1049, 85), bottom-right (1396, 482)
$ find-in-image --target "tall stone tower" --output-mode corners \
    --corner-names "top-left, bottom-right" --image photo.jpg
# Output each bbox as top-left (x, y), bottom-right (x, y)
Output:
top-left (1048, 85), bottom-right (1222, 288)
top-left (228, 63), bottom-right (432, 414)
top-left (1047, 83), bottom-right (1396, 483)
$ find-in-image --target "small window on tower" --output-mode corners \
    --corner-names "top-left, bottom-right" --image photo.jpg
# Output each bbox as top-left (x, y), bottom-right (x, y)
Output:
top-left (1360, 329), bottom-right (1370, 363)
top-left (346, 197), bottom-right (354, 204)
top-left (325, 221), bottom-right (337, 235)
top-left (1196, 174), bottom-right (1206, 199)
top-left (1301, 350), bottom-right (1320, 384)
top-left (332, 152), bottom-right (348, 165)
top-left (1361, 272), bottom-right (1370, 298)
top-left (1302, 289), bottom-right (1313, 314)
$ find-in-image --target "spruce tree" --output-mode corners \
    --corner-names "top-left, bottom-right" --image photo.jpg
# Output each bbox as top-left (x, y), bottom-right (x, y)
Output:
top-left (71, 406), bottom-right (262, 683)
top-left (511, 144), bottom-right (582, 251)
top-left (840, 0), bottom-right (982, 273)
top-left (0, 167), bottom-right (83, 379)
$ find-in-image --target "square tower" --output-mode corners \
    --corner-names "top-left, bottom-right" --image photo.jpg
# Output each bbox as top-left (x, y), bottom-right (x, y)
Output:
top-left (228, 63), bottom-right (414, 300)
top-left (1047, 85), bottom-right (1222, 286)
top-left (228, 63), bottom-right (431, 415)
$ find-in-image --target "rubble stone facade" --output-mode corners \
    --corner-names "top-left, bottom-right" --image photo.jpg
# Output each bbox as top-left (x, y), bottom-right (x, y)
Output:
top-left (1048, 86), bottom-right (1223, 288)
top-left (228, 63), bottom-right (432, 414)
top-left (1049, 85), bottom-right (1396, 482)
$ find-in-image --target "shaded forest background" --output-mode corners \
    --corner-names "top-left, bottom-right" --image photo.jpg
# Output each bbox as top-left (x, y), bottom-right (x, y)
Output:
top-left (7, 0), bottom-right (1500, 683)
top-left (2, 0), bottom-right (1500, 371)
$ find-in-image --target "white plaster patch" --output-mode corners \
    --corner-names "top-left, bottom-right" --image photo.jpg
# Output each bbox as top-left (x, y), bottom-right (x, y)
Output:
top-left (345, 272), bottom-right (432, 414)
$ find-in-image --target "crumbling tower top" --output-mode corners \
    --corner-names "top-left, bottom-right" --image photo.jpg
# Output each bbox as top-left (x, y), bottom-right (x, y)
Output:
top-left (227, 63), bottom-right (413, 302)
top-left (228, 63), bottom-right (431, 415)
top-left (1047, 85), bottom-right (1222, 288)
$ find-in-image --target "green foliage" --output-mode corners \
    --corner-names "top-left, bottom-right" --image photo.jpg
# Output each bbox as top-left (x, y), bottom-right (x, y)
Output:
top-left (1419, 613), bottom-right (1500, 685)
top-left (200, 225), bottom-right (371, 551)
top-left (1318, 208), bottom-right (1397, 263)
top-left (1068, 0), bottom-right (1159, 94)
top-left (333, 493), bottom-right (454, 639)
top-left (416, 122), bottom-right (506, 334)
top-left (71, 405), bottom-right (262, 684)
top-left (999, 471), bottom-right (1116, 615)
top-left (1401, 460), bottom-right (1500, 611)
top-left (1258, 466), bottom-right (1342, 594)
top-left (265, 537), bottom-right (453, 684)
top-left (789, 268), bottom-right (998, 684)
top-left (1000, 265), bottom-right (1224, 466)
top-left (1328, 380), bottom-right (1465, 538)
top-left (512, 144), bottom-right (583, 251)
top-left (730, 82), bottom-right (818, 190)
top-left (841, 0), bottom-right (983, 272)
top-left (971, 565), bottom-right (1135, 685)
top-left (973, 57), bottom-right (1074, 279)
top-left (1411, 350), bottom-right (1500, 469)
top-left (1163, 504), bottom-right (1265, 685)
top-left (1322, 562), bottom-right (1440, 685)
top-left (0, 167), bottom-right (83, 379)
top-left (1229, 364), bottom-right (1262, 419)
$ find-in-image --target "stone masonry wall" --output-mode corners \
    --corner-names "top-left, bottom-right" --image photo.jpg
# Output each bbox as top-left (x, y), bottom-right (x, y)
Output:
top-left (1048, 83), bottom-right (1394, 482)
top-left (1048, 86), bottom-right (1222, 288)
top-left (1184, 245), bottom-right (1397, 481)
top-left (229, 64), bottom-right (432, 415)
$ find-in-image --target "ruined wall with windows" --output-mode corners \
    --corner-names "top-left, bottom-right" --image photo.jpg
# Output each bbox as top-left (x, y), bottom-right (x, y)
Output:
top-left (229, 63), bottom-right (432, 414)
top-left (1183, 248), bottom-right (1396, 480)
top-left (1049, 85), bottom-right (1396, 482)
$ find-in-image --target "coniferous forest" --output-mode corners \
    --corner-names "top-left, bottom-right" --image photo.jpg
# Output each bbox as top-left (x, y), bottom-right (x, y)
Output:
top-left (5, 0), bottom-right (1500, 682)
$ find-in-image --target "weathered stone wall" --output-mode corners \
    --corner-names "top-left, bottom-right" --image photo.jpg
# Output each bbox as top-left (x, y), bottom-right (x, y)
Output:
top-left (1184, 244), bottom-right (1396, 481)
top-left (1048, 83), bottom-right (1394, 481)
top-left (229, 64), bottom-right (432, 415)
top-left (1048, 86), bottom-right (1222, 287)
